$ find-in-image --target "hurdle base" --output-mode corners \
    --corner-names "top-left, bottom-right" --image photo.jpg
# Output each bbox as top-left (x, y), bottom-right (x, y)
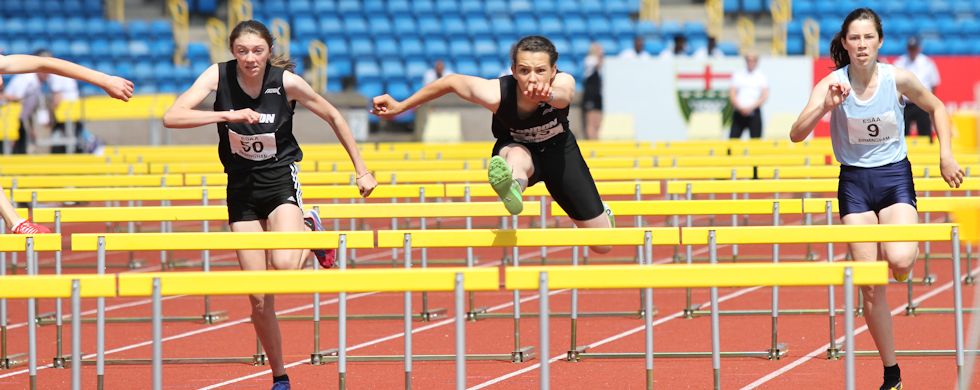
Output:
top-left (52, 356), bottom-right (67, 368)
top-left (1, 353), bottom-right (27, 369)
top-left (278, 309), bottom-right (447, 322)
top-left (253, 353), bottom-right (267, 366)
top-left (316, 349), bottom-right (524, 363)
top-left (904, 306), bottom-right (979, 315)
top-left (827, 345), bottom-right (841, 360)
top-left (966, 275), bottom-right (976, 285)
top-left (511, 346), bottom-right (535, 363)
top-left (70, 356), bottom-right (261, 366)
top-left (466, 307), bottom-right (489, 321)
top-left (848, 349), bottom-right (980, 357)
top-left (766, 344), bottom-right (788, 360)
top-left (688, 308), bottom-right (854, 317)
top-left (420, 307), bottom-right (447, 322)
top-left (467, 309), bottom-right (652, 320)
top-left (36, 311), bottom-right (229, 326)
top-left (572, 346), bottom-right (779, 359)
top-left (167, 260), bottom-right (240, 269)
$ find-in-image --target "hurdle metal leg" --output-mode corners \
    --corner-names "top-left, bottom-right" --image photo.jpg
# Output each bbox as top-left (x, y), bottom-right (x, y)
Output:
top-left (71, 279), bottom-right (81, 390)
top-left (152, 278), bottom-right (162, 390)
top-left (454, 272), bottom-right (465, 390)
top-left (709, 232), bottom-right (721, 390)
top-left (539, 272), bottom-right (550, 390)
top-left (97, 237), bottom-right (106, 390)
top-left (405, 235), bottom-right (413, 389)
top-left (843, 267), bottom-right (855, 390)
top-left (0, 224), bottom-right (26, 370)
top-left (418, 188), bottom-right (447, 322)
top-left (53, 211), bottom-right (67, 368)
top-left (27, 239), bottom-right (38, 390)
top-left (643, 237), bottom-right (655, 390)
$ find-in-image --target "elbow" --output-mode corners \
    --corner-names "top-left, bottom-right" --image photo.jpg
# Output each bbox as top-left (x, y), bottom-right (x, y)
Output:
top-left (789, 128), bottom-right (807, 143)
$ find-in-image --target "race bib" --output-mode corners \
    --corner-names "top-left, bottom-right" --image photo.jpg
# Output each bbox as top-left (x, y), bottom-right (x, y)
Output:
top-left (846, 111), bottom-right (899, 145)
top-left (228, 129), bottom-right (277, 161)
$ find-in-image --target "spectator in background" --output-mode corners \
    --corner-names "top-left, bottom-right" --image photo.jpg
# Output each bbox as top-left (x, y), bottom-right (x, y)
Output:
top-left (30, 50), bottom-right (90, 154)
top-left (693, 36), bottom-right (725, 59)
top-left (582, 43), bottom-right (604, 140)
top-left (893, 36), bottom-right (940, 138)
top-left (423, 59), bottom-right (454, 85)
top-left (619, 36), bottom-right (652, 59)
top-left (660, 34), bottom-right (689, 58)
top-left (728, 50), bottom-right (768, 139)
top-left (3, 68), bottom-right (47, 154)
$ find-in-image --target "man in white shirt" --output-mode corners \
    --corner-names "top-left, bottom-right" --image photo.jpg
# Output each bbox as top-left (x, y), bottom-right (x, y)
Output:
top-left (423, 59), bottom-right (454, 85)
top-left (619, 36), bottom-right (653, 60)
top-left (893, 36), bottom-right (940, 138)
top-left (2, 71), bottom-right (46, 154)
top-left (728, 51), bottom-right (768, 139)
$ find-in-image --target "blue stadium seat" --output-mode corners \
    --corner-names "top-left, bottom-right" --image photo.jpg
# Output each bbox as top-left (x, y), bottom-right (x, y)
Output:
top-left (150, 20), bottom-right (172, 41)
top-left (919, 18), bottom-right (940, 36)
top-left (393, 15), bottom-right (417, 37)
top-left (325, 37), bottom-right (350, 59)
top-left (127, 20), bottom-right (152, 41)
top-left (133, 62), bottom-right (154, 83)
top-left (460, 0), bottom-right (483, 14)
top-left (312, 1), bottom-right (336, 15)
top-left (478, 58), bottom-right (503, 79)
top-left (636, 21), bottom-right (659, 39)
top-left (3, 19), bottom-right (28, 39)
top-left (443, 16), bottom-right (467, 36)
top-left (328, 59), bottom-right (353, 79)
top-left (489, 16), bottom-right (517, 41)
top-left (659, 20), bottom-right (683, 39)
top-left (948, 38), bottom-right (970, 55)
top-left (684, 21), bottom-right (708, 41)
top-left (539, 16), bottom-right (563, 37)
top-left (362, 0), bottom-right (385, 14)
top-left (550, 37), bottom-right (570, 55)
top-left (343, 16), bottom-right (369, 39)
top-left (45, 17), bottom-right (68, 40)
top-left (453, 58), bottom-right (478, 76)
top-left (151, 40), bottom-right (175, 62)
top-left (327, 78), bottom-right (343, 93)
top-left (564, 15), bottom-right (588, 37)
top-left (293, 16), bottom-right (317, 40)
top-left (108, 40), bottom-right (129, 61)
top-left (449, 38), bottom-right (474, 59)
top-left (411, 0), bottom-right (435, 16)
top-left (399, 37), bottom-right (425, 61)
top-left (580, 1), bottom-right (603, 15)
top-left (381, 58), bottom-right (405, 83)
top-left (435, 0), bottom-right (460, 17)
top-left (405, 59), bottom-right (428, 83)
top-left (186, 42), bottom-right (211, 63)
top-left (495, 37), bottom-right (513, 57)
top-left (465, 16), bottom-right (492, 39)
top-left (595, 37), bottom-right (619, 54)
top-left (587, 16), bottom-right (613, 39)
top-left (128, 41), bottom-right (150, 61)
top-left (9, 39), bottom-right (31, 55)
top-left (387, 0), bottom-right (410, 15)
top-left (104, 20), bottom-right (126, 39)
top-left (368, 15), bottom-right (393, 38)
top-left (386, 80), bottom-right (412, 102)
top-left (556, 1), bottom-right (581, 14)
top-left (742, 0), bottom-right (765, 13)
top-left (287, 0), bottom-right (312, 15)
top-left (153, 62), bottom-right (175, 83)
top-left (356, 80), bottom-right (383, 99)
top-left (173, 65), bottom-right (195, 85)
top-left (570, 37), bottom-right (591, 58)
top-left (607, 0), bottom-right (634, 19)
top-left (375, 38), bottom-right (400, 58)
top-left (355, 59), bottom-right (381, 82)
top-left (349, 37), bottom-right (374, 57)
top-left (611, 17), bottom-right (636, 40)
top-left (418, 16), bottom-right (442, 36)
top-left (484, 0), bottom-right (508, 14)
top-left (509, 0), bottom-right (534, 18)
top-left (69, 40), bottom-right (91, 61)
top-left (65, 17), bottom-right (88, 38)
top-left (645, 38), bottom-right (666, 55)
top-left (50, 39), bottom-right (72, 57)
top-left (819, 17), bottom-right (839, 38)
top-left (424, 38), bottom-right (449, 61)
top-left (513, 15), bottom-right (538, 37)
top-left (473, 38), bottom-right (497, 61)
top-left (318, 15), bottom-right (344, 36)
top-left (724, 0), bottom-right (740, 14)
top-left (556, 58), bottom-right (578, 80)
top-left (24, 17), bottom-right (46, 38)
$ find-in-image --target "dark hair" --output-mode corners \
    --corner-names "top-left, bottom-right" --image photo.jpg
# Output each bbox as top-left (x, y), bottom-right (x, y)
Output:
top-left (229, 20), bottom-right (295, 72)
top-left (830, 8), bottom-right (883, 69)
top-left (510, 35), bottom-right (558, 66)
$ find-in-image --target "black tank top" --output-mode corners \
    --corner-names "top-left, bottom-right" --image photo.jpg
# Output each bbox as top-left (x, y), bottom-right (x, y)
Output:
top-left (214, 60), bottom-right (301, 173)
top-left (491, 75), bottom-right (570, 143)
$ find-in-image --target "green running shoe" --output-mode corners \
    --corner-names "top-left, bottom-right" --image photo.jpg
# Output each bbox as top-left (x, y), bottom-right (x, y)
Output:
top-left (488, 155), bottom-right (523, 215)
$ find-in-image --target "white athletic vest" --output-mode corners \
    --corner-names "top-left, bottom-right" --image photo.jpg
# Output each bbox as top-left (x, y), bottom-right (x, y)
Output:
top-left (829, 63), bottom-right (908, 167)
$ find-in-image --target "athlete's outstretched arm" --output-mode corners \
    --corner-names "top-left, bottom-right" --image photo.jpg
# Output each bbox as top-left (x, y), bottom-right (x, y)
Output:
top-left (284, 72), bottom-right (376, 197)
top-left (0, 54), bottom-right (134, 101)
top-left (789, 74), bottom-right (849, 142)
top-left (163, 64), bottom-right (259, 129)
top-left (896, 68), bottom-right (964, 187)
top-left (371, 74), bottom-right (501, 119)
top-left (532, 72), bottom-right (575, 109)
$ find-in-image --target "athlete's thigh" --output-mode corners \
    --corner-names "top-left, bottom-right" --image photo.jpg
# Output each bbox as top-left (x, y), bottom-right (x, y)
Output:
top-left (877, 202), bottom-right (918, 261)
top-left (841, 210), bottom-right (880, 261)
top-left (230, 220), bottom-right (268, 270)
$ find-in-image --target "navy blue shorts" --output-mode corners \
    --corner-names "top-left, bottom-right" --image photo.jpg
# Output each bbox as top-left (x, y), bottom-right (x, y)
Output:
top-left (837, 158), bottom-right (917, 218)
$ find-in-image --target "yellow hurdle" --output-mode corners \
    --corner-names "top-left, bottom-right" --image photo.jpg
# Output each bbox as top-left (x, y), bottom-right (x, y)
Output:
top-left (682, 224), bottom-right (955, 245)
top-left (117, 268), bottom-right (498, 296)
top-left (0, 234), bottom-right (62, 251)
top-left (0, 275), bottom-right (116, 299)
top-left (376, 228), bottom-right (680, 248)
top-left (71, 231), bottom-right (375, 251)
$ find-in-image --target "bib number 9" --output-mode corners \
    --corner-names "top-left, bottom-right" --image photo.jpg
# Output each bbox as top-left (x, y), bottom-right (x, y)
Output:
top-left (867, 123), bottom-right (879, 138)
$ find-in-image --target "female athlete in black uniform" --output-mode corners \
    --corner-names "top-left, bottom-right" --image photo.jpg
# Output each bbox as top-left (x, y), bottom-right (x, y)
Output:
top-left (372, 35), bottom-right (613, 252)
top-left (163, 20), bottom-right (376, 390)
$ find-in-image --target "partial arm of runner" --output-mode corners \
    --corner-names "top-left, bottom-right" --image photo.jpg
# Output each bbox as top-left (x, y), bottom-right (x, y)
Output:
top-left (163, 64), bottom-right (259, 128)
top-left (0, 54), bottom-right (133, 101)
top-left (896, 67), bottom-right (964, 187)
top-left (790, 74), bottom-right (849, 142)
top-left (371, 74), bottom-right (501, 118)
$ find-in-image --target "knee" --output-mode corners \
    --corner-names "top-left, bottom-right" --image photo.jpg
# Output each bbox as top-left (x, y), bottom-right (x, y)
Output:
top-left (249, 294), bottom-right (273, 317)
top-left (890, 249), bottom-right (917, 270)
top-left (590, 245), bottom-right (612, 254)
top-left (270, 254), bottom-right (303, 271)
top-left (860, 285), bottom-right (885, 303)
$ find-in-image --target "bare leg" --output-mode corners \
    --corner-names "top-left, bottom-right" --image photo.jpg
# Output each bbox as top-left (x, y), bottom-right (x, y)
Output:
top-left (497, 144), bottom-right (534, 190)
top-left (585, 110), bottom-right (602, 140)
top-left (571, 210), bottom-right (613, 254)
top-left (878, 203), bottom-right (919, 279)
top-left (842, 211), bottom-right (897, 367)
top-left (0, 184), bottom-right (25, 229)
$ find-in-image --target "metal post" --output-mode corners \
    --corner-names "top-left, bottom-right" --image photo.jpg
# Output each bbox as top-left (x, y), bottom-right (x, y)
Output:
top-left (159, 177), bottom-right (168, 269)
top-left (0, 223), bottom-right (6, 368)
top-left (539, 272), bottom-right (549, 390)
top-left (54, 211), bottom-right (65, 367)
top-left (97, 236), bottom-right (106, 390)
top-left (71, 279), bottom-right (81, 390)
top-left (540, 197), bottom-right (547, 264)
top-left (311, 206), bottom-right (322, 365)
top-left (952, 227), bottom-right (966, 385)
top-left (568, 246), bottom-right (580, 360)
top-left (843, 267), bottom-right (855, 390)
top-left (644, 233), bottom-right (654, 390)
top-left (684, 184), bottom-right (695, 318)
top-left (202, 188), bottom-right (214, 322)
top-left (730, 172), bottom-right (739, 260)
top-left (454, 272), bottom-right (465, 390)
top-left (152, 278), bottom-right (162, 390)
top-left (770, 203), bottom-right (781, 359)
top-left (512, 215), bottom-right (523, 361)
top-left (404, 233), bottom-right (413, 389)
top-left (826, 201), bottom-right (839, 359)
top-left (419, 188), bottom-right (433, 322)
top-left (464, 187), bottom-right (480, 320)
top-left (27, 238), bottom-right (37, 390)
top-left (338, 234), bottom-right (348, 390)
top-left (709, 231), bottom-right (721, 390)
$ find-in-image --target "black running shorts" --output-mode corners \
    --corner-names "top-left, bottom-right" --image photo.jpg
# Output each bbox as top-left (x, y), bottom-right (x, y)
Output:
top-left (492, 131), bottom-right (604, 221)
top-left (837, 157), bottom-right (917, 218)
top-left (225, 163), bottom-right (303, 223)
